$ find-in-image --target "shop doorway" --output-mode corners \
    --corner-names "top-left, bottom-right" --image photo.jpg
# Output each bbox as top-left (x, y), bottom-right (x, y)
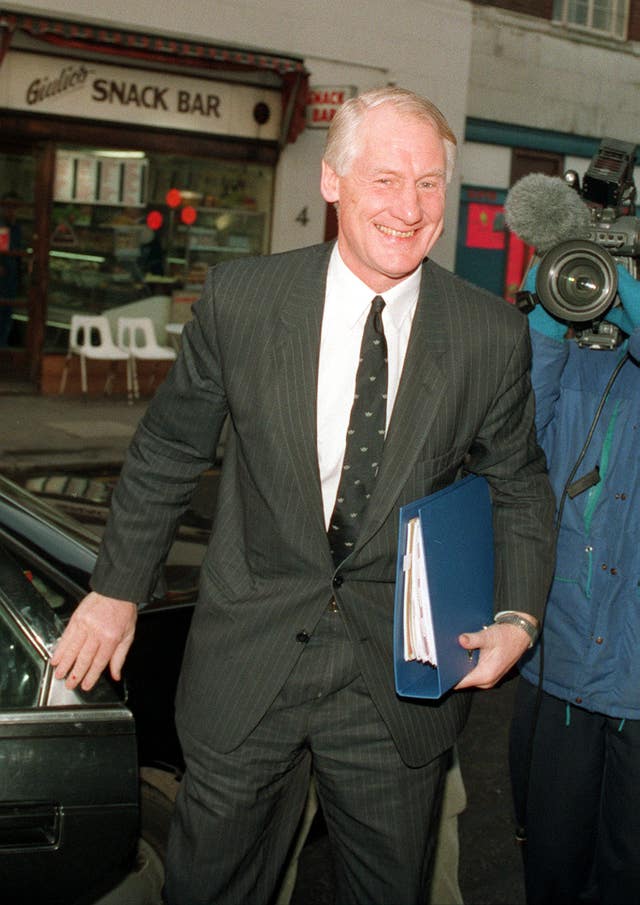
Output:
top-left (0, 142), bottom-right (51, 384)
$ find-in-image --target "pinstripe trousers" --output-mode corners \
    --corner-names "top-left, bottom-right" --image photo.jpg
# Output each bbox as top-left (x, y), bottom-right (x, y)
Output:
top-left (164, 602), bottom-right (448, 905)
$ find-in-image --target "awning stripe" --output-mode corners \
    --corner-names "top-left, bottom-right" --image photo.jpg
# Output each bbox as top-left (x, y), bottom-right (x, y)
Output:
top-left (0, 11), bottom-right (308, 76)
top-left (0, 10), bottom-right (309, 144)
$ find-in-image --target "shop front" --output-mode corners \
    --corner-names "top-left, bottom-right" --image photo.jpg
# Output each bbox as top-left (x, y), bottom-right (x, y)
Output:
top-left (0, 11), bottom-right (307, 390)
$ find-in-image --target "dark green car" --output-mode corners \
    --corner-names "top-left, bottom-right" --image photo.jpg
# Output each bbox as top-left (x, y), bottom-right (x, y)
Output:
top-left (0, 474), bottom-right (199, 905)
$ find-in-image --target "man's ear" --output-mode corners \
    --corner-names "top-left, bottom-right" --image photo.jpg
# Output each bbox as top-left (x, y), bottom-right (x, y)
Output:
top-left (320, 160), bottom-right (340, 204)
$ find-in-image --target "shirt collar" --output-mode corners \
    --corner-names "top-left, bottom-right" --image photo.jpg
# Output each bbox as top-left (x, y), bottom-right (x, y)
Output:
top-left (328, 243), bottom-right (422, 331)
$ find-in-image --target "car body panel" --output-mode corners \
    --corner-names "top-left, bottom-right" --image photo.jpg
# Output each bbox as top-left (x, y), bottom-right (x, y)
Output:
top-left (0, 539), bottom-right (139, 905)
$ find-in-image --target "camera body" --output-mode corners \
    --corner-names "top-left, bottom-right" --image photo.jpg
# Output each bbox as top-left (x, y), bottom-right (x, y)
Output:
top-left (518, 138), bottom-right (640, 350)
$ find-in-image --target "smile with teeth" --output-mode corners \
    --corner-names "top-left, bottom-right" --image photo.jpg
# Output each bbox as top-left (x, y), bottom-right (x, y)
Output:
top-left (375, 223), bottom-right (415, 238)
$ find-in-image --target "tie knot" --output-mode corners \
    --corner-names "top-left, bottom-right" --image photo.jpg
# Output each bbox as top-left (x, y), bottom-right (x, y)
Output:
top-left (371, 295), bottom-right (385, 335)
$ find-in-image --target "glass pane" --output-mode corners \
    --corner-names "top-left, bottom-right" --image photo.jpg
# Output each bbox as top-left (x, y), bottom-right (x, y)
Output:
top-left (614, 0), bottom-right (628, 37)
top-left (568, 0), bottom-right (590, 26)
top-left (0, 605), bottom-right (44, 708)
top-left (552, 0), bottom-right (565, 20)
top-left (0, 154), bottom-right (34, 350)
top-left (592, 0), bottom-right (613, 31)
top-left (48, 147), bottom-right (273, 345)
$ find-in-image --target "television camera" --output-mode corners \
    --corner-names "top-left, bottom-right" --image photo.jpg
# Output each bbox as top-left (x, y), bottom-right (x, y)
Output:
top-left (506, 138), bottom-right (640, 349)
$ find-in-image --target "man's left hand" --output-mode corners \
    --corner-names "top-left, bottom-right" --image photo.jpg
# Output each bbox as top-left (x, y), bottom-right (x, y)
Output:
top-left (454, 619), bottom-right (534, 690)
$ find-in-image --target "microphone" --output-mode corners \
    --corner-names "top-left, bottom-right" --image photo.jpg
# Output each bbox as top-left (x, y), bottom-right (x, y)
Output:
top-left (504, 173), bottom-right (592, 253)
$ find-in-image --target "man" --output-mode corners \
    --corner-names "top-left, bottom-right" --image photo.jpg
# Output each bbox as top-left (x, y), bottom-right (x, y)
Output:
top-left (52, 87), bottom-right (555, 905)
top-left (0, 190), bottom-right (22, 347)
top-left (509, 264), bottom-right (640, 905)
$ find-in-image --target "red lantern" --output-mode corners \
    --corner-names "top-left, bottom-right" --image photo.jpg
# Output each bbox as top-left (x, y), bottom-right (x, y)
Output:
top-left (146, 210), bottom-right (163, 231)
top-left (166, 188), bottom-right (182, 208)
top-left (180, 205), bottom-right (197, 226)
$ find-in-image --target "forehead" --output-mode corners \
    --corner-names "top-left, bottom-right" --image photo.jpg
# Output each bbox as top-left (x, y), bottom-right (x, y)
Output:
top-left (354, 105), bottom-right (446, 171)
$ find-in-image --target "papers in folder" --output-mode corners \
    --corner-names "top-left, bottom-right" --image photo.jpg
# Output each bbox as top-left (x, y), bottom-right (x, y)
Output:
top-left (393, 474), bottom-right (494, 699)
top-left (402, 516), bottom-right (438, 665)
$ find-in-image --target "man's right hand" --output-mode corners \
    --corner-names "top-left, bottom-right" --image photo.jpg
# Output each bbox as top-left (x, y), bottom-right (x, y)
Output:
top-left (50, 591), bottom-right (137, 691)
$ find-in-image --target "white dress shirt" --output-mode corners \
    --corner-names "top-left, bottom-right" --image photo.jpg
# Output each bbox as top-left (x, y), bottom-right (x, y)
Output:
top-left (317, 245), bottom-right (422, 529)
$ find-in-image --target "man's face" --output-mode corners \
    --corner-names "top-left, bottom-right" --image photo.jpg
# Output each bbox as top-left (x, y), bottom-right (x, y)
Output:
top-left (321, 104), bottom-right (448, 293)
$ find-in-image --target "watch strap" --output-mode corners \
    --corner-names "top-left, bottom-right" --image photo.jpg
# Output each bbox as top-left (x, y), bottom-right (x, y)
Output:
top-left (493, 611), bottom-right (539, 648)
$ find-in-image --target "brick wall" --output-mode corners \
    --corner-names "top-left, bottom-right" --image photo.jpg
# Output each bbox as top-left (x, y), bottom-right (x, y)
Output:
top-left (628, 1), bottom-right (640, 40)
top-left (42, 354), bottom-right (172, 398)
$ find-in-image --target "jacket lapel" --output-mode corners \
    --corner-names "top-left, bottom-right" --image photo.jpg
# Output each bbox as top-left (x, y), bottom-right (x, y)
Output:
top-left (271, 245), bottom-right (332, 538)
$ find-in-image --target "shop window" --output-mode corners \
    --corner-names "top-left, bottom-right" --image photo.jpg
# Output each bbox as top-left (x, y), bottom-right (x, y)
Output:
top-left (552, 0), bottom-right (629, 39)
top-left (0, 153), bottom-right (35, 353)
top-left (47, 148), bottom-right (273, 347)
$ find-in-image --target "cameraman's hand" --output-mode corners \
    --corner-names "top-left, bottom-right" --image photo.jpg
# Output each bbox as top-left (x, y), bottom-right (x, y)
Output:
top-left (604, 265), bottom-right (640, 335)
top-left (523, 265), bottom-right (568, 342)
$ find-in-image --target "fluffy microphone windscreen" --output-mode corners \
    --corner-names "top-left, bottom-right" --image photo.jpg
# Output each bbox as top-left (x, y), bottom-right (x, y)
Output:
top-left (504, 173), bottom-right (592, 253)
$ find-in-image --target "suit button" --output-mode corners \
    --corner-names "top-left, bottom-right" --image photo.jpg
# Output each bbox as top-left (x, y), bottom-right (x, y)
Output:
top-left (332, 575), bottom-right (343, 588)
top-left (296, 630), bottom-right (310, 644)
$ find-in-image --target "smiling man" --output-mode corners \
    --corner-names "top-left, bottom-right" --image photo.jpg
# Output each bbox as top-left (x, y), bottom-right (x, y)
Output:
top-left (52, 87), bottom-right (555, 905)
top-left (320, 98), bottom-right (451, 292)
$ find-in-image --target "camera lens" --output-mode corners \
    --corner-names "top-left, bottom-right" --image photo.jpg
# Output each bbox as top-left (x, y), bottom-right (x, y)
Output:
top-left (536, 239), bottom-right (618, 322)
top-left (558, 260), bottom-right (603, 304)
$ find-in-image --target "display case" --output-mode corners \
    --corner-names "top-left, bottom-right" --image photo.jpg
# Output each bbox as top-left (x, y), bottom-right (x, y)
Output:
top-left (47, 203), bottom-right (155, 323)
top-left (46, 148), bottom-right (274, 333)
top-left (167, 206), bottom-right (267, 288)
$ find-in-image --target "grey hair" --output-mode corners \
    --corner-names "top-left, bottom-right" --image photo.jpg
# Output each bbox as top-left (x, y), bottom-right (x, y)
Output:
top-left (323, 86), bottom-right (457, 183)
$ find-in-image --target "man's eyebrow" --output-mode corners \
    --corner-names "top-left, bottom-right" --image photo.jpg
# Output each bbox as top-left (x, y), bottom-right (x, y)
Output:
top-left (369, 167), bottom-right (446, 179)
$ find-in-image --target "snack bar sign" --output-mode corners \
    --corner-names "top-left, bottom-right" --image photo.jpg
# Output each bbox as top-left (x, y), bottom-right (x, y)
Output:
top-left (306, 85), bottom-right (355, 127)
top-left (1, 51), bottom-right (282, 141)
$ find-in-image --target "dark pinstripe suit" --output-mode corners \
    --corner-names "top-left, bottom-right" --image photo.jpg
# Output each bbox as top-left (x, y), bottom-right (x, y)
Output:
top-left (92, 241), bottom-right (555, 901)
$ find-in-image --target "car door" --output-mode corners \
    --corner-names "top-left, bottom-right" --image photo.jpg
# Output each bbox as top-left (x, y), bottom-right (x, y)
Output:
top-left (0, 544), bottom-right (139, 905)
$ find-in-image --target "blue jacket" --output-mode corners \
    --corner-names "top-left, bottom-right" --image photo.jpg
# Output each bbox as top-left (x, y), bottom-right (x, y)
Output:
top-left (520, 328), bottom-right (640, 720)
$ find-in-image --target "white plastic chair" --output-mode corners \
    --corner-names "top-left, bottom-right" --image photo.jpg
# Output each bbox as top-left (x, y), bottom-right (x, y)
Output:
top-left (59, 315), bottom-right (132, 399)
top-left (117, 316), bottom-right (176, 399)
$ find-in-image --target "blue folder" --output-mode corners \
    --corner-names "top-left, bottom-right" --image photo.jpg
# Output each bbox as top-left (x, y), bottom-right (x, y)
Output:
top-left (393, 474), bottom-right (494, 699)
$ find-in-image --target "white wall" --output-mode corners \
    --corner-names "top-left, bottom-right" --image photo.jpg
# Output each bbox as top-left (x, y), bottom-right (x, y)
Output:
top-left (4, 0), bottom-right (474, 268)
top-left (460, 146), bottom-right (640, 197)
top-left (459, 142), bottom-right (512, 190)
top-left (468, 6), bottom-right (640, 143)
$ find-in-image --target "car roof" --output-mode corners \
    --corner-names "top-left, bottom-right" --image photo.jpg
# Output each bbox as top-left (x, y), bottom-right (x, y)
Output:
top-left (0, 473), bottom-right (201, 613)
top-left (0, 474), bottom-right (100, 579)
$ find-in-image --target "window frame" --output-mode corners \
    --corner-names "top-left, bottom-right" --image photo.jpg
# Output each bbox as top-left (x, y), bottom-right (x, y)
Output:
top-left (552, 0), bottom-right (630, 41)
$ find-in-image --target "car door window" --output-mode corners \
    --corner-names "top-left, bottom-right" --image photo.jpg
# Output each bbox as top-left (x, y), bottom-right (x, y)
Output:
top-left (0, 605), bottom-right (44, 708)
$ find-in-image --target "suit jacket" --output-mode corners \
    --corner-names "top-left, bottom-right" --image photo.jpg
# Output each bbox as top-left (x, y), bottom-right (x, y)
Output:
top-left (92, 242), bottom-right (556, 767)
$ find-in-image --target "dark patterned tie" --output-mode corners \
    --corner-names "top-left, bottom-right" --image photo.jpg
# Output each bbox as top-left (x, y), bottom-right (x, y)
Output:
top-left (329, 295), bottom-right (388, 565)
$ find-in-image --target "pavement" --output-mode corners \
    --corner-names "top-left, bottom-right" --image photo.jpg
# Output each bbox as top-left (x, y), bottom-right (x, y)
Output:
top-left (1, 386), bottom-right (148, 475)
top-left (1, 385), bottom-right (527, 905)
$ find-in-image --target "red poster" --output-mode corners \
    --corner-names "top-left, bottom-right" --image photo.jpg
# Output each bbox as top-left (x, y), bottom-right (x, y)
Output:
top-left (465, 203), bottom-right (505, 250)
top-left (504, 231), bottom-right (535, 305)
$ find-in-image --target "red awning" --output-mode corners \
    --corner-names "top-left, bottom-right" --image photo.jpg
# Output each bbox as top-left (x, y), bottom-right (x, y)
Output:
top-left (0, 10), bottom-right (308, 143)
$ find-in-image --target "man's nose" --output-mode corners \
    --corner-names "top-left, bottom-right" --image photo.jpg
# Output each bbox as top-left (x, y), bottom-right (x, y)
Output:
top-left (392, 183), bottom-right (421, 224)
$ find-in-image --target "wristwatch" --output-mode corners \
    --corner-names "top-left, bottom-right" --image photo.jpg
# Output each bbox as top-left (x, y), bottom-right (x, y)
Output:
top-left (493, 610), bottom-right (539, 648)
